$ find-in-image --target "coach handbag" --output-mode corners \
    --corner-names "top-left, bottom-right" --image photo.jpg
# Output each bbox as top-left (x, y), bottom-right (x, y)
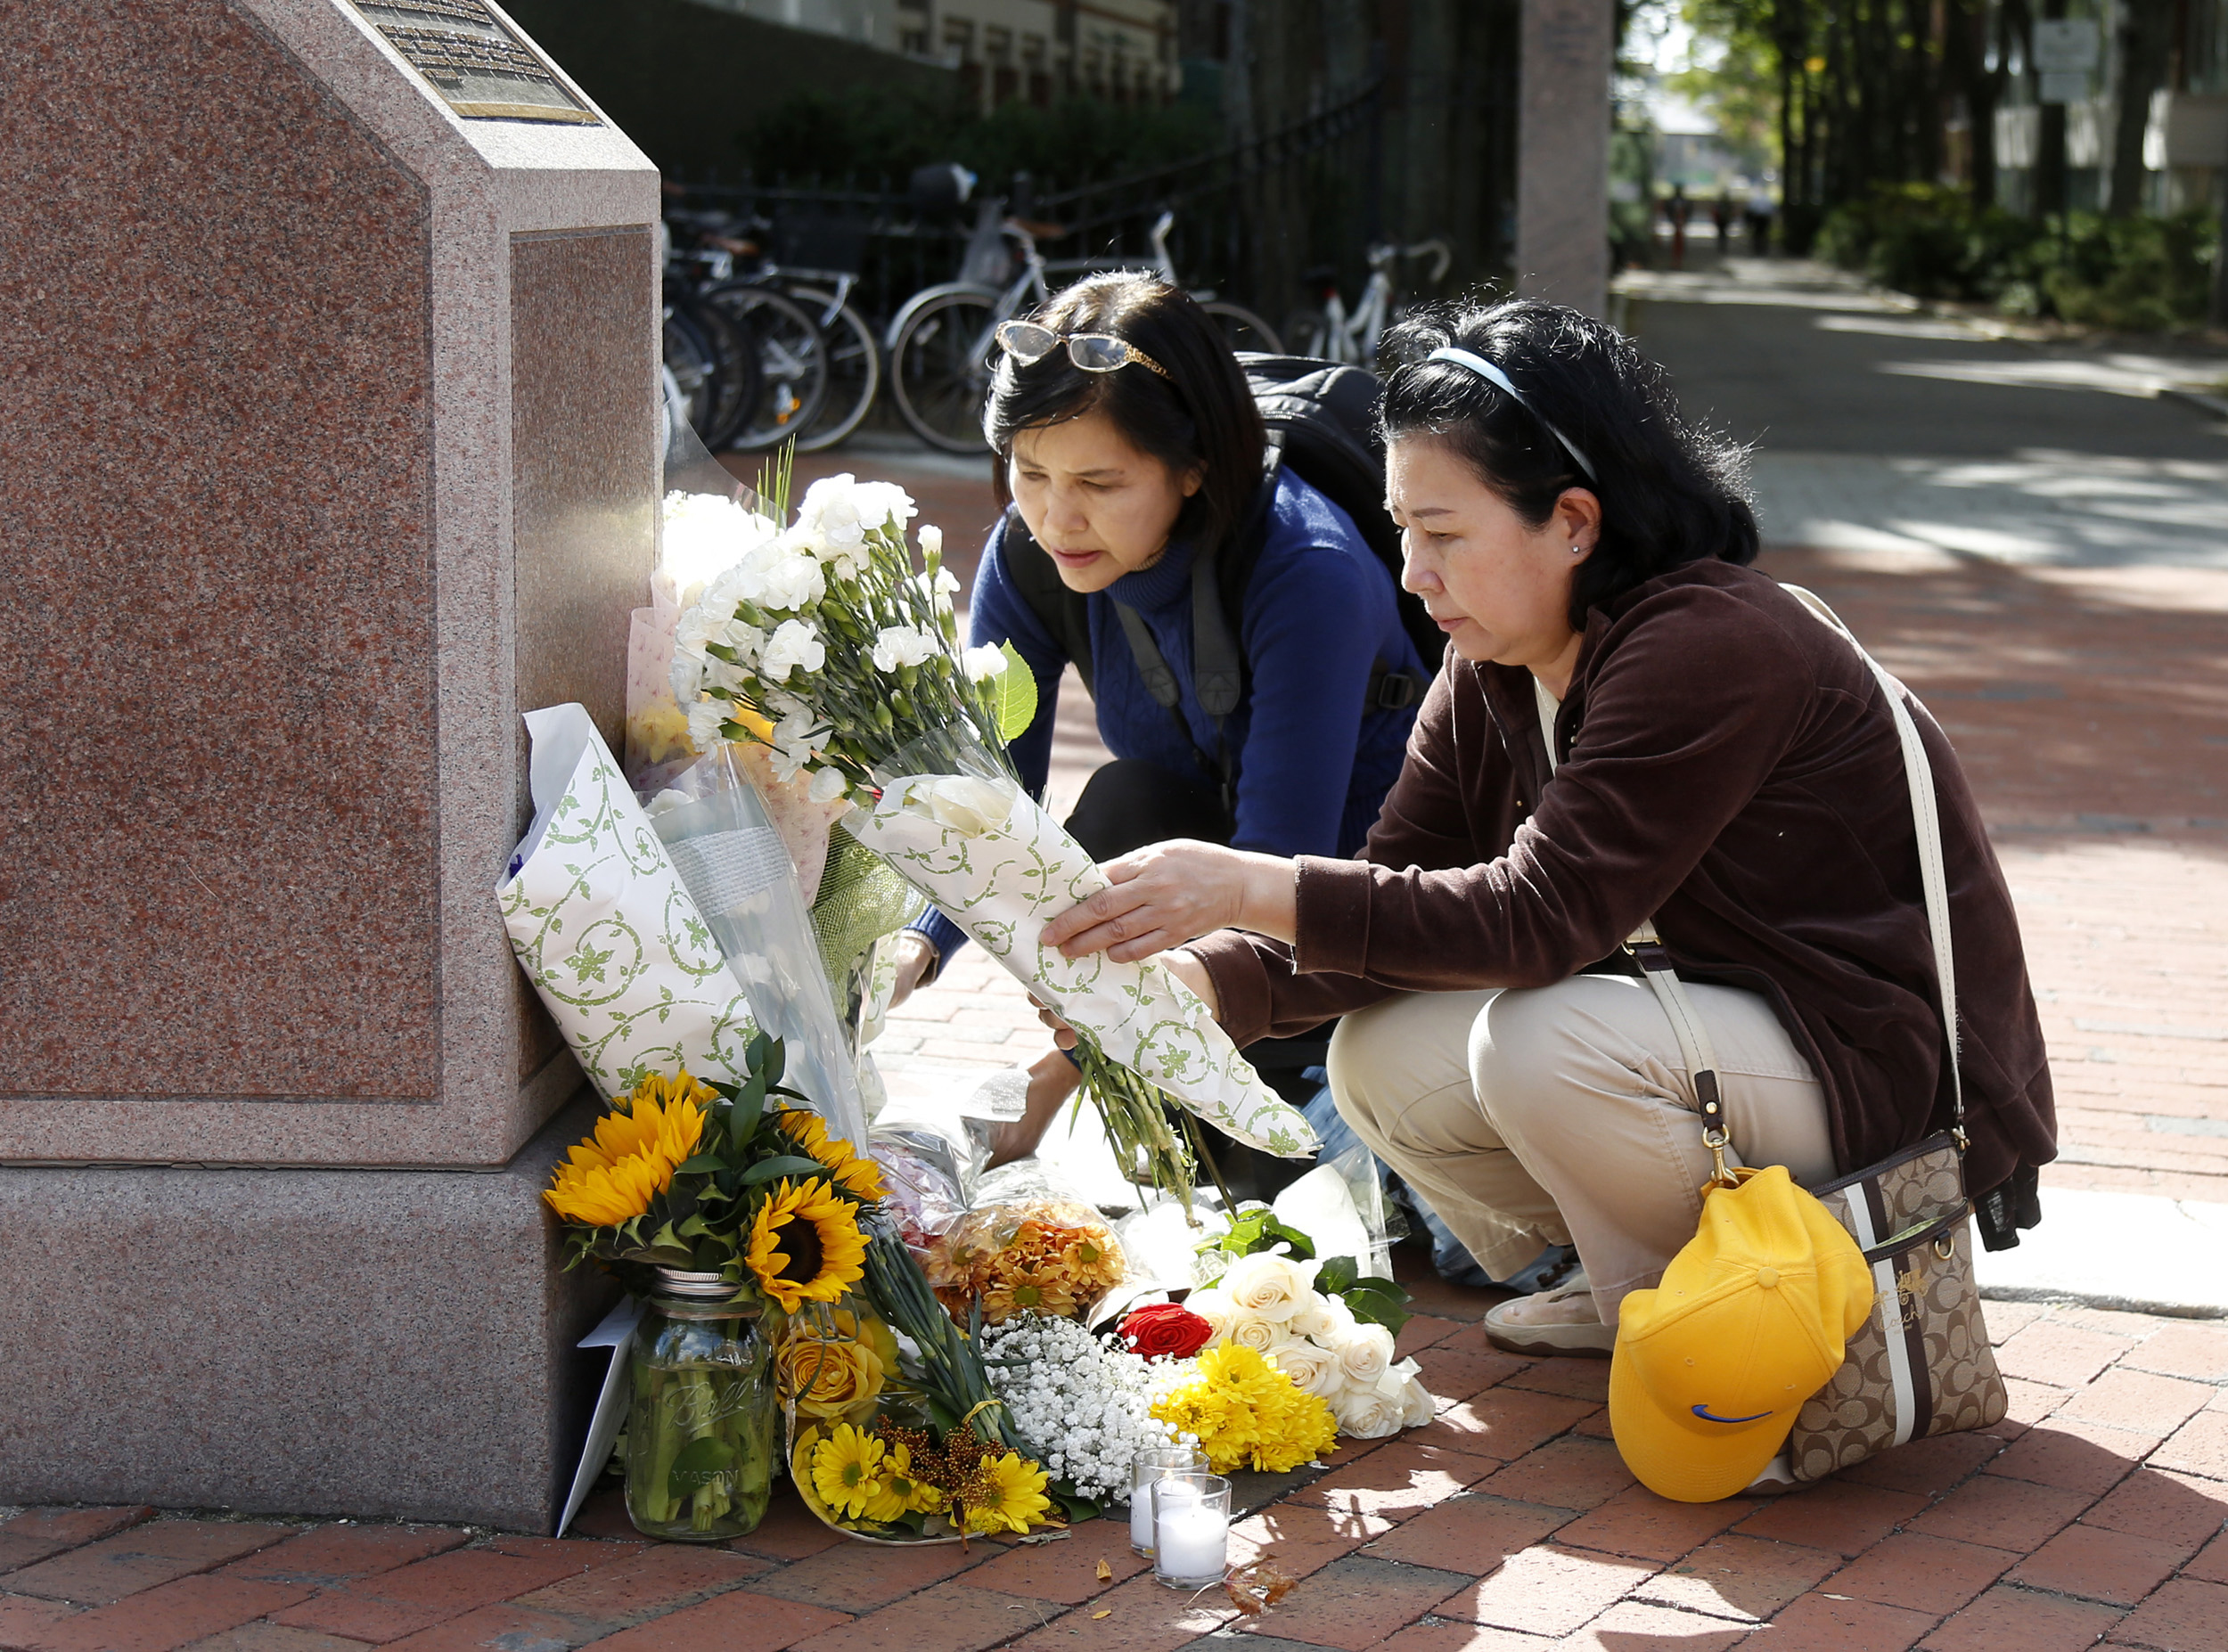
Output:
top-left (1627, 587), bottom-right (2008, 1483)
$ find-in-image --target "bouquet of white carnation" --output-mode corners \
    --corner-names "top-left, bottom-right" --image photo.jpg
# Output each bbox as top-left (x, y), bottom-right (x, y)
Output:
top-left (669, 472), bottom-right (1317, 1202)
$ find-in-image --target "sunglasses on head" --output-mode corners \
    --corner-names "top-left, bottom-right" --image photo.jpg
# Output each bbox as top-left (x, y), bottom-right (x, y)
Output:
top-left (995, 319), bottom-right (1172, 380)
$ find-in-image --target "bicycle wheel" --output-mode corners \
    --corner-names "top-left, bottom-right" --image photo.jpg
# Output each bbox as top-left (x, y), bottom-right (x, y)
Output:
top-left (704, 285), bottom-right (830, 453)
top-left (787, 287), bottom-right (881, 453)
top-left (889, 289), bottom-right (1000, 454)
top-left (1280, 307), bottom-right (1332, 361)
top-left (661, 301), bottom-right (724, 440)
top-left (1200, 300), bottom-right (1282, 355)
top-left (689, 297), bottom-right (758, 451)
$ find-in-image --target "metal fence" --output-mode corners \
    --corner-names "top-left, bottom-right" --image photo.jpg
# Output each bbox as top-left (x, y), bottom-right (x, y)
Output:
top-left (669, 78), bottom-right (1385, 338)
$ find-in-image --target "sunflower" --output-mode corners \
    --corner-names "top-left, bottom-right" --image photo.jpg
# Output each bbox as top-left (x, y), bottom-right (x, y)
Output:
top-left (958, 1450), bottom-right (1053, 1535)
top-left (542, 1075), bottom-right (709, 1228)
top-left (810, 1421), bottom-right (886, 1520)
top-left (774, 1108), bottom-right (886, 1201)
top-left (745, 1178), bottom-right (868, 1312)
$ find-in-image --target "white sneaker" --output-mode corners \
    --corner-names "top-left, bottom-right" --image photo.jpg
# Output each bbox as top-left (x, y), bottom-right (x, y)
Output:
top-left (1481, 1276), bottom-right (1615, 1357)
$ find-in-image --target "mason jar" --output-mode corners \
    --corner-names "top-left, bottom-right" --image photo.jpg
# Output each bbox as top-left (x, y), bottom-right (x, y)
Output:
top-left (625, 1269), bottom-right (779, 1541)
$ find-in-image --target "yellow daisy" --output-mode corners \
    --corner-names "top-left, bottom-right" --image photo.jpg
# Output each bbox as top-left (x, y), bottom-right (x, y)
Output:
top-left (961, 1451), bottom-right (1053, 1535)
top-left (745, 1178), bottom-right (869, 1313)
top-left (810, 1422), bottom-right (886, 1520)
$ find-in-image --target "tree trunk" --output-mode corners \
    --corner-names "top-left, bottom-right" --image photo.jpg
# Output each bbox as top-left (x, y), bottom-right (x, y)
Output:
top-left (2034, 0), bottom-right (2067, 219)
top-left (2109, 0), bottom-right (2171, 216)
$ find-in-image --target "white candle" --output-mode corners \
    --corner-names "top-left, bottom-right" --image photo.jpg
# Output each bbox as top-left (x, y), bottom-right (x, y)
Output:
top-left (1154, 1495), bottom-right (1226, 1582)
top-left (1129, 1485), bottom-right (1157, 1552)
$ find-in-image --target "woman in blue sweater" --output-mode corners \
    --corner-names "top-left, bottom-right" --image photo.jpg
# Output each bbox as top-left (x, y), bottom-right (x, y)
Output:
top-left (889, 272), bottom-right (1428, 1160)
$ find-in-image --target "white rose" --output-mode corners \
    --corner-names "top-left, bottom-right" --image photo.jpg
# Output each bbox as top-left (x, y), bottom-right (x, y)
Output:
top-left (1227, 1312), bottom-right (1291, 1354)
top-left (1267, 1338), bottom-right (1342, 1398)
top-left (1388, 1362), bottom-right (1434, 1428)
top-left (1181, 1288), bottom-right (1235, 1345)
top-left (919, 523), bottom-right (944, 559)
top-left (871, 625), bottom-right (938, 673)
top-left (807, 765), bottom-right (849, 803)
top-left (761, 619), bottom-right (825, 680)
top-left (1333, 1382), bottom-right (1407, 1440)
top-left (684, 697), bottom-right (729, 750)
top-left (1331, 1321), bottom-right (1395, 1387)
top-left (1288, 1295), bottom-right (1339, 1340)
top-left (1220, 1253), bottom-right (1315, 1323)
top-left (962, 643), bottom-right (1007, 683)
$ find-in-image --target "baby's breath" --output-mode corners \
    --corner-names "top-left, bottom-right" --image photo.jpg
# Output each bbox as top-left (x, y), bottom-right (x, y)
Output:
top-left (980, 1313), bottom-right (1176, 1502)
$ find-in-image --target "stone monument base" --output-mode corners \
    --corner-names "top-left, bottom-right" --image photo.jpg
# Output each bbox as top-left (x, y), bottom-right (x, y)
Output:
top-left (0, 1094), bottom-right (617, 1533)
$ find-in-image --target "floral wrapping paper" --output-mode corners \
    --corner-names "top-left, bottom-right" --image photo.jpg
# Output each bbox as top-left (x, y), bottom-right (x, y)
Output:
top-left (500, 703), bottom-right (757, 1100)
top-left (848, 771), bottom-right (1318, 1157)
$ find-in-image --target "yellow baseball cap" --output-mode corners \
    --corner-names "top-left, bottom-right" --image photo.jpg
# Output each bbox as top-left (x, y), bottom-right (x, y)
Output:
top-left (1610, 1165), bottom-right (1874, 1502)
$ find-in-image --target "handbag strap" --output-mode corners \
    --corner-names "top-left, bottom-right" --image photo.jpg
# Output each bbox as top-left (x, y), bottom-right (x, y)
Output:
top-left (1624, 585), bottom-right (1966, 1171)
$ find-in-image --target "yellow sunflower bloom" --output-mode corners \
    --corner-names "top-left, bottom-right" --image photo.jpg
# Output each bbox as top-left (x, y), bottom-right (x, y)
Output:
top-left (774, 1108), bottom-right (887, 1201)
top-left (810, 1421), bottom-right (887, 1520)
top-left (541, 1075), bottom-right (709, 1228)
top-left (961, 1450), bottom-right (1053, 1535)
top-left (859, 1439), bottom-right (919, 1523)
top-left (745, 1178), bottom-right (868, 1313)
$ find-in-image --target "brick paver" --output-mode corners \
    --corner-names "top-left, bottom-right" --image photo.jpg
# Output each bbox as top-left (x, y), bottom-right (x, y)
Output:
top-left (5, 1293), bottom-right (2221, 1649)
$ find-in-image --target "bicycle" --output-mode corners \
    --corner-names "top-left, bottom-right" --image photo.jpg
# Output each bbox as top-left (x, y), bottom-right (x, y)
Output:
top-left (701, 212), bottom-right (882, 453)
top-left (885, 208), bottom-right (1283, 455)
top-left (1282, 239), bottom-right (1452, 369)
top-left (667, 213), bottom-right (832, 453)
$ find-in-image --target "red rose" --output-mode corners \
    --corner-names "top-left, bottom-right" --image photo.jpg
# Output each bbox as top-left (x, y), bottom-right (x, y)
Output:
top-left (1120, 1302), bottom-right (1216, 1360)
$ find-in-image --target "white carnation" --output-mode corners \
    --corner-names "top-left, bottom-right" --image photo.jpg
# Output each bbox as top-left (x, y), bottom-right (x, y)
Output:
top-left (658, 491), bottom-right (777, 608)
top-left (1331, 1321), bottom-right (1396, 1387)
top-left (684, 697), bottom-right (730, 750)
top-left (807, 765), bottom-right (849, 803)
top-left (919, 523), bottom-right (944, 558)
top-left (962, 643), bottom-right (1007, 683)
top-left (1221, 1253), bottom-right (1316, 1323)
top-left (871, 625), bottom-right (938, 673)
top-left (720, 618), bottom-right (768, 665)
top-left (852, 478), bottom-right (917, 529)
top-left (739, 544), bottom-right (826, 613)
top-left (761, 619), bottom-right (825, 681)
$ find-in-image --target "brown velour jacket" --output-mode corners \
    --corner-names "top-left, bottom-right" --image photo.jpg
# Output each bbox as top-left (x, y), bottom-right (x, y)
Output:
top-left (1192, 560), bottom-right (2056, 1203)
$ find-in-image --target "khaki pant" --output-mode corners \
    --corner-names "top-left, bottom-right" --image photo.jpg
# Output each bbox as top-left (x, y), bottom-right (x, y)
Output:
top-left (1327, 975), bottom-right (1836, 1319)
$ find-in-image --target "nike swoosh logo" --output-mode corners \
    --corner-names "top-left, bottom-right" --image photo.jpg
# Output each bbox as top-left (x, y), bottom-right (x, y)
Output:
top-left (1691, 1404), bottom-right (1774, 1425)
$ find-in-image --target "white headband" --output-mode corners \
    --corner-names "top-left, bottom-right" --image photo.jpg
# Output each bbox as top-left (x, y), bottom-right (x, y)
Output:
top-left (1426, 347), bottom-right (1599, 483)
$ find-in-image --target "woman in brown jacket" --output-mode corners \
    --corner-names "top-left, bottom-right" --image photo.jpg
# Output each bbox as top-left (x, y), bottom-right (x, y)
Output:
top-left (1039, 299), bottom-right (2055, 1357)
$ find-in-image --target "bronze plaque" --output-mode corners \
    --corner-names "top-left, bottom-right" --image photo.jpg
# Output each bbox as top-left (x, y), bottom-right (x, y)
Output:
top-left (350, 0), bottom-right (599, 124)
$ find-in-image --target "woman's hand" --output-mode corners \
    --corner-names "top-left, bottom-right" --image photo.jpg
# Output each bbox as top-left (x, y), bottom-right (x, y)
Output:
top-left (1039, 840), bottom-right (1298, 962)
top-left (885, 931), bottom-right (940, 1012)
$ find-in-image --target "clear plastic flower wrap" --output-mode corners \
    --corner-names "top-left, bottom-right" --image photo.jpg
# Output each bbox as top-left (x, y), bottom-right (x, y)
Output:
top-left (927, 1162), bottom-right (1129, 1326)
top-left (643, 746), bottom-right (868, 1149)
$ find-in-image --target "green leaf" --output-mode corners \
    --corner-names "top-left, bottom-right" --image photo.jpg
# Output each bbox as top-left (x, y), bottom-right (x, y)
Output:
top-left (754, 1035), bottom-right (788, 1092)
top-left (1052, 1488), bottom-right (1102, 1523)
top-left (1201, 1206), bottom-right (1315, 1262)
top-left (668, 1435), bottom-right (737, 1488)
top-left (991, 641), bottom-right (1038, 741)
top-left (671, 1154), bottom-right (726, 1176)
top-left (1315, 1255), bottom-right (1360, 1296)
top-left (728, 1079), bottom-right (766, 1151)
top-left (739, 1154), bottom-right (829, 1186)
top-left (1340, 1282), bottom-right (1413, 1336)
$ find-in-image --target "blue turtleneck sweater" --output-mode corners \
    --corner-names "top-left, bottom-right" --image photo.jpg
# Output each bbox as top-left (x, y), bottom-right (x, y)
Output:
top-left (913, 469), bottom-right (1424, 965)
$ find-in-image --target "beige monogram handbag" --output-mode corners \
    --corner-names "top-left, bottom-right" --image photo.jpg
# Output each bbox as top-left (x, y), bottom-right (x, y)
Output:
top-left (1629, 587), bottom-right (2008, 1484)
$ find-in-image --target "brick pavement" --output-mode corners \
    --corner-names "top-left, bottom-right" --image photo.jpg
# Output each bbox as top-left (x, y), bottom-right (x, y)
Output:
top-left (4, 1298), bottom-right (2224, 1649)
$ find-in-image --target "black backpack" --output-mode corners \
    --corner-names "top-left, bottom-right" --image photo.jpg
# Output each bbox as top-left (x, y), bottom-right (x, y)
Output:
top-left (1001, 354), bottom-right (1443, 808)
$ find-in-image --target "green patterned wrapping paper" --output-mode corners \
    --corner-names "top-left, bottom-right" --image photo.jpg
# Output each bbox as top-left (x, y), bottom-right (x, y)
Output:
top-left (500, 703), bottom-right (757, 1100)
top-left (849, 771), bottom-right (1318, 1157)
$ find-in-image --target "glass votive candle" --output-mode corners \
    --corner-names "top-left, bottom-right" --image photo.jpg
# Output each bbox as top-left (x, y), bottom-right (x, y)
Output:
top-left (1129, 1444), bottom-right (1207, 1556)
top-left (1151, 1471), bottom-right (1232, 1589)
